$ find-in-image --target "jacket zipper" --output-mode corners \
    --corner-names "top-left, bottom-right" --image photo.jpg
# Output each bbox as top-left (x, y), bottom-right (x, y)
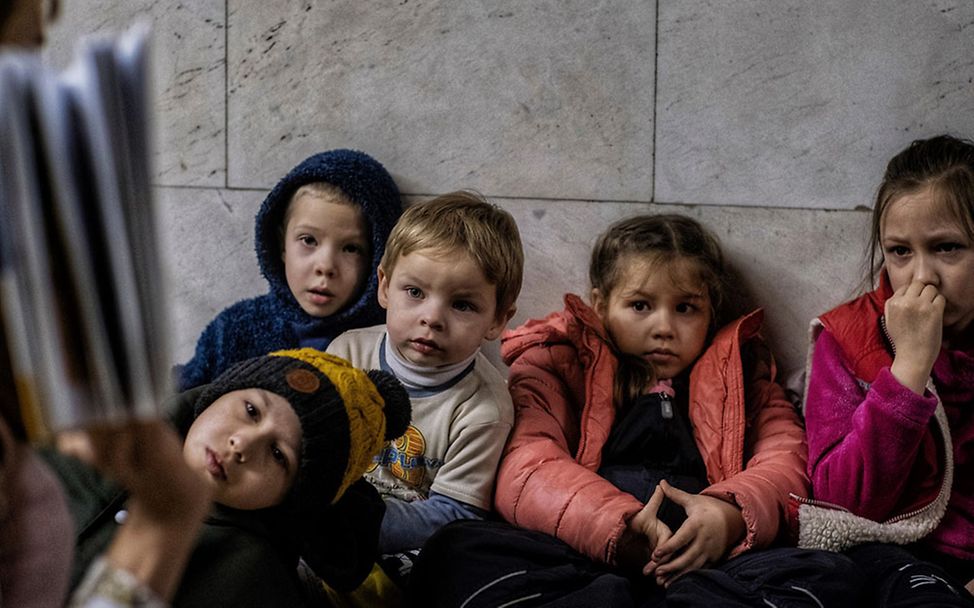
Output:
top-left (789, 491), bottom-right (941, 523)
top-left (862, 326), bottom-right (948, 523)
top-left (659, 392), bottom-right (673, 419)
top-left (884, 499), bottom-right (940, 523)
top-left (789, 493), bottom-right (850, 512)
top-left (879, 315), bottom-right (896, 356)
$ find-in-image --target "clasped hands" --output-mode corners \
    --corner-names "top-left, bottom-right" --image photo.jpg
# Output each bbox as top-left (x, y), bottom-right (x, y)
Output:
top-left (620, 480), bottom-right (746, 588)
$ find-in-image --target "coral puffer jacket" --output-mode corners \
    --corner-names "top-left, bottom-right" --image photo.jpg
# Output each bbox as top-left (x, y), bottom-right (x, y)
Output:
top-left (496, 295), bottom-right (809, 565)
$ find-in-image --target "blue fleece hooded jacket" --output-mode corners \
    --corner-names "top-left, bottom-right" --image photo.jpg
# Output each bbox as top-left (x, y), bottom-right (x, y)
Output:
top-left (178, 149), bottom-right (403, 390)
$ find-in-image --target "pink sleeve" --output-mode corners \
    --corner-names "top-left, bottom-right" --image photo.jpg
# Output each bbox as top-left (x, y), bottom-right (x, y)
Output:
top-left (804, 329), bottom-right (938, 520)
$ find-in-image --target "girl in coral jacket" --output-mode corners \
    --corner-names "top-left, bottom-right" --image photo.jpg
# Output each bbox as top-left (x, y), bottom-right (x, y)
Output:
top-left (407, 214), bottom-right (858, 607)
top-left (802, 135), bottom-right (974, 606)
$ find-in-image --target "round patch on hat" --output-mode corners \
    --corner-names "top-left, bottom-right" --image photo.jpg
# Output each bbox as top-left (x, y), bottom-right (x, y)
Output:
top-left (286, 368), bottom-right (321, 393)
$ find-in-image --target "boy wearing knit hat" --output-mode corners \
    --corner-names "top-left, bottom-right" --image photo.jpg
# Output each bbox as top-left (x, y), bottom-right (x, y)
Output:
top-left (178, 149), bottom-right (404, 391)
top-left (44, 348), bottom-right (410, 607)
top-left (326, 191), bottom-right (523, 602)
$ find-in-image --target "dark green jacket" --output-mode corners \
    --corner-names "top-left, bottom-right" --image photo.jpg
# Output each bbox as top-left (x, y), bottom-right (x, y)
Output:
top-left (42, 387), bottom-right (383, 607)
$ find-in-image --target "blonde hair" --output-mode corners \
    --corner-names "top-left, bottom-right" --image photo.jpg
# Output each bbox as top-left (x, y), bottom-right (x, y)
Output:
top-left (380, 191), bottom-right (524, 319)
top-left (278, 182), bottom-right (357, 249)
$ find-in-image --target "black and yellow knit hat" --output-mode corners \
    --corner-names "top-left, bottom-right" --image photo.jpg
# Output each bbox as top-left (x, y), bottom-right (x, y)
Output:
top-left (194, 348), bottom-right (410, 513)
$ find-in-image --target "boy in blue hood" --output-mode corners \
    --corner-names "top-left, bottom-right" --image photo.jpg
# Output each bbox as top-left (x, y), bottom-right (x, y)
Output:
top-left (179, 149), bottom-right (403, 391)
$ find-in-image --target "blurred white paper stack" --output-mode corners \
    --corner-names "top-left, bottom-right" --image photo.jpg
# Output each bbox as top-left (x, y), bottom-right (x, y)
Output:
top-left (0, 23), bottom-right (170, 443)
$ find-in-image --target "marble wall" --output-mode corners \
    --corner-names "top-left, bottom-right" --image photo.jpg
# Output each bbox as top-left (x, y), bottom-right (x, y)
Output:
top-left (44, 1), bottom-right (974, 380)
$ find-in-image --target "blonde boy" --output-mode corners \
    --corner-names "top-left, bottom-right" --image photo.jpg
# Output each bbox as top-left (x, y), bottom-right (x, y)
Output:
top-left (327, 191), bottom-right (523, 560)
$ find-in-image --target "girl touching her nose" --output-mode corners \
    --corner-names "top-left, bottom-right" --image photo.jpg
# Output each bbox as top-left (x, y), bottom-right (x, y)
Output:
top-left (802, 135), bottom-right (974, 605)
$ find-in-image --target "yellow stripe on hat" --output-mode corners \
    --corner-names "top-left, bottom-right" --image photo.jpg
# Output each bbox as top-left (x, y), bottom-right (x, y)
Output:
top-left (270, 348), bottom-right (387, 504)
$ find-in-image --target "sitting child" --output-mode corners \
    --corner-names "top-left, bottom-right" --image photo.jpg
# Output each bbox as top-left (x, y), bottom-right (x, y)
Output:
top-left (43, 348), bottom-right (410, 607)
top-left (178, 149), bottom-right (403, 390)
top-left (407, 214), bottom-right (861, 607)
top-left (326, 191), bottom-right (523, 599)
top-left (801, 134), bottom-right (974, 605)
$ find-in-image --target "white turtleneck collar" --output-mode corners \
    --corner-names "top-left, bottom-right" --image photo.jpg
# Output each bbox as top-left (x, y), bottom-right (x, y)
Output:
top-left (382, 333), bottom-right (477, 391)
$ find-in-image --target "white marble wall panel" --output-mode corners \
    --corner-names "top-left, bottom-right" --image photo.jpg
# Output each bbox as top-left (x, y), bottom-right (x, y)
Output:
top-left (226, 1), bottom-right (655, 199)
top-left (37, 1), bottom-right (953, 388)
top-left (44, 0), bottom-right (225, 186)
top-left (656, 0), bottom-right (974, 209)
top-left (161, 186), bottom-right (870, 379)
top-left (156, 187), bottom-right (266, 366)
top-left (679, 205), bottom-right (870, 379)
top-left (494, 198), bottom-right (868, 378)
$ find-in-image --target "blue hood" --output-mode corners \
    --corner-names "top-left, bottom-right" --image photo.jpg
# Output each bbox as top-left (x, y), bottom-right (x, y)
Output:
top-left (254, 149), bottom-right (403, 328)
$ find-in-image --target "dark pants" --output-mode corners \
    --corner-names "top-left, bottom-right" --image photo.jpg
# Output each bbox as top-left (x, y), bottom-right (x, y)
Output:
top-left (665, 546), bottom-right (867, 607)
top-left (405, 520), bottom-right (866, 608)
top-left (845, 543), bottom-right (974, 607)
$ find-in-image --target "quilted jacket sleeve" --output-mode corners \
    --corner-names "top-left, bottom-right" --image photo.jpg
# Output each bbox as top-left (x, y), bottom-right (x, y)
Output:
top-left (494, 343), bottom-right (644, 565)
top-left (701, 338), bottom-right (809, 555)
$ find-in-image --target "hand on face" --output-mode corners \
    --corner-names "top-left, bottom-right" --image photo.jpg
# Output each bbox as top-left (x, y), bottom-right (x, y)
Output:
top-left (643, 480), bottom-right (745, 587)
top-left (885, 281), bottom-right (944, 394)
top-left (881, 189), bottom-right (974, 353)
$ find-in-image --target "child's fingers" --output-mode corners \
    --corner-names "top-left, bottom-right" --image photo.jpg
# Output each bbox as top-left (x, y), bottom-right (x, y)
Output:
top-left (652, 520), bottom-right (694, 563)
top-left (656, 561), bottom-right (701, 588)
top-left (656, 524), bottom-right (673, 548)
top-left (907, 279), bottom-right (945, 300)
top-left (904, 279), bottom-right (926, 298)
top-left (645, 484), bottom-right (665, 515)
top-left (631, 486), bottom-right (665, 534)
top-left (884, 281), bottom-right (945, 342)
top-left (655, 543), bottom-right (708, 587)
top-left (659, 479), bottom-right (692, 506)
top-left (642, 524), bottom-right (675, 576)
top-left (891, 280), bottom-right (938, 305)
top-left (917, 283), bottom-right (943, 303)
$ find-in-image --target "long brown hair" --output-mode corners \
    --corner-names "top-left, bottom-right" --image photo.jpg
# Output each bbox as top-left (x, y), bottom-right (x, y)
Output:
top-left (865, 135), bottom-right (974, 289)
top-left (589, 214), bottom-right (735, 406)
